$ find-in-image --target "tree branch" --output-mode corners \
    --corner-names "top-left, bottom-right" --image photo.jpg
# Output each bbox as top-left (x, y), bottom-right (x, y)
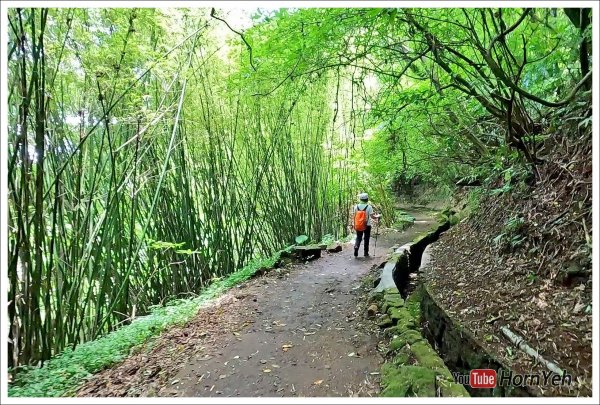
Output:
top-left (253, 56), bottom-right (302, 97)
top-left (487, 8), bottom-right (531, 55)
top-left (210, 8), bottom-right (256, 71)
top-left (481, 8), bottom-right (590, 107)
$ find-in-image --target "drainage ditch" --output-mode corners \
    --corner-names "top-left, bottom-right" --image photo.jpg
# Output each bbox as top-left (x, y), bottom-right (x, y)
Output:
top-left (372, 219), bottom-right (532, 397)
top-left (419, 276), bottom-right (532, 397)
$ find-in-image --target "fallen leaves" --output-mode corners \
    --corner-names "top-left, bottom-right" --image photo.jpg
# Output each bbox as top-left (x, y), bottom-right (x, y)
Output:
top-left (76, 229), bottom-right (431, 398)
top-left (572, 302), bottom-right (585, 314)
top-left (486, 315), bottom-right (502, 324)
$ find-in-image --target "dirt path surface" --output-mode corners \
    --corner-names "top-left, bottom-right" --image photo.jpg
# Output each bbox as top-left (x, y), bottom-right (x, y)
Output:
top-left (78, 208), bottom-right (437, 398)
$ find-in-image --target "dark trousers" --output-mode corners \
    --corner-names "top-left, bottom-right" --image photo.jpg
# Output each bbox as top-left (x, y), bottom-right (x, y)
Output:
top-left (355, 225), bottom-right (372, 254)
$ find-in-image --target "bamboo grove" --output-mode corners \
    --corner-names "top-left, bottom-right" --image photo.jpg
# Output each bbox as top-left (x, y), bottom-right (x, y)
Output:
top-left (7, 8), bottom-right (363, 367)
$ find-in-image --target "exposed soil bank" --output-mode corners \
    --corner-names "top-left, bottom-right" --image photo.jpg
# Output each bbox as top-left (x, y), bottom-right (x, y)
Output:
top-left (422, 221), bottom-right (592, 397)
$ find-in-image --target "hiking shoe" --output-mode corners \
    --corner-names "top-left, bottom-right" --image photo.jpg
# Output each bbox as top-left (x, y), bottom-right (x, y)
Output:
top-left (364, 253), bottom-right (370, 257)
top-left (354, 248), bottom-right (359, 257)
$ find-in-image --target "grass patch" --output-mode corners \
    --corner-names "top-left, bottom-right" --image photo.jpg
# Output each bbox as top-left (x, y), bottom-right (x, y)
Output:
top-left (8, 251), bottom-right (284, 398)
top-left (318, 233), bottom-right (336, 246)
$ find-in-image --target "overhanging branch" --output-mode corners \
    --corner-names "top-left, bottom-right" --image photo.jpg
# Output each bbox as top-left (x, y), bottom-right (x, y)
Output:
top-left (210, 8), bottom-right (257, 71)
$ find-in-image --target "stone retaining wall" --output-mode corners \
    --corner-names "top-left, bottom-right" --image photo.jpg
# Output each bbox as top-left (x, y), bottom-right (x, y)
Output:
top-left (371, 288), bottom-right (469, 397)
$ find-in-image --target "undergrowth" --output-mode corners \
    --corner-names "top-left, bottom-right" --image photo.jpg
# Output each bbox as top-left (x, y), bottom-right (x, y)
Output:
top-left (394, 211), bottom-right (416, 230)
top-left (8, 251), bottom-right (283, 398)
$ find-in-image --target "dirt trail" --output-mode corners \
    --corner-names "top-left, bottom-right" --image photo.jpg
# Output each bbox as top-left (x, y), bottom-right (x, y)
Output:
top-left (79, 207), bottom-right (437, 398)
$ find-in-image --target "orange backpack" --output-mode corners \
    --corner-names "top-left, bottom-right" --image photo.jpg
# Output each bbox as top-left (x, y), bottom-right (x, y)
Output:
top-left (354, 205), bottom-right (369, 231)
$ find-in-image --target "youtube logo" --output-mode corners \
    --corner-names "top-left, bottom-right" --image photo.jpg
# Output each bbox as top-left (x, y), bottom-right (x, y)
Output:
top-left (469, 369), bottom-right (497, 388)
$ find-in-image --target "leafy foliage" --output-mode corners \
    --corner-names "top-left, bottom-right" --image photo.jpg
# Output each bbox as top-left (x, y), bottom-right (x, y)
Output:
top-left (294, 235), bottom-right (309, 245)
top-left (244, 7), bottom-right (589, 200)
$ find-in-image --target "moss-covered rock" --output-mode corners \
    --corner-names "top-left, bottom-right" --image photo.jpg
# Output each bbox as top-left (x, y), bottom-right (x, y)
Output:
top-left (378, 314), bottom-right (394, 328)
top-left (384, 301), bottom-right (404, 311)
top-left (448, 214), bottom-right (460, 226)
top-left (388, 307), bottom-right (414, 327)
top-left (382, 301), bottom-right (404, 313)
top-left (376, 261), bottom-right (471, 398)
top-left (380, 379), bottom-right (411, 397)
top-left (377, 292), bottom-right (470, 398)
top-left (383, 325), bottom-right (406, 338)
top-left (380, 364), bottom-right (409, 397)
top-left (438, 379), bottom-right (469, 397)
top-left (388, 329), bottom-right (424, 353)
top-left (383, 292), bottom-right (403, 301)
top-left (388, 337), bottom-right (407, 354)
top-left (381, 365), bottom-right (438, 397)
top-left (392, 346), bottom-right (412, 366)
top-left (405, 289), bottom-right (422, 320)
top-left (382, 294), bottom-right (405, 312)
top-left (383, 287), bottom-right (400, 296)
top-left (381, 363), bottom-right (400, 380)
top-left (326, 242), bottom-right (342, 252)
top-left (387, 307), bottom-right (402, 323)
top-left (387, 305), bottom-right (410, 316)
top-left (368, 290), bottom-right (384, 303)
top-left (410, 341), bottom-right (454, 381)
top-left (394, 317), bottom-right (417, 331)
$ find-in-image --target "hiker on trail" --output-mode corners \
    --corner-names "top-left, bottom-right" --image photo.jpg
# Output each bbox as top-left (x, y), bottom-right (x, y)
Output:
top-left (352, 193), bottom-right (381, 257)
